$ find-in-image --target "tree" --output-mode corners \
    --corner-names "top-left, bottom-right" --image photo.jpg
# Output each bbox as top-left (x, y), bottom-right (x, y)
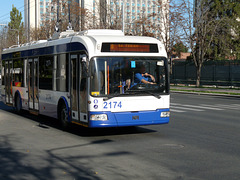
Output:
top-left (173, 41), bottom-right (189, 57)
top-left (178, 0), bottom-right (237, 87)
top-left (0, 27), bottom-right (8, 55)
top-left (206, 0), bottom-right (240, 60)
top-left (144, 0), bottom-right (187, 58)
top-left (7, 5), bottom-right (25, 46)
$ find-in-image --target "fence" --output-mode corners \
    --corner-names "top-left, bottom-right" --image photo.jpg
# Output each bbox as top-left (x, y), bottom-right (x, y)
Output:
top-left (171, 60), bottom-right (240, 87)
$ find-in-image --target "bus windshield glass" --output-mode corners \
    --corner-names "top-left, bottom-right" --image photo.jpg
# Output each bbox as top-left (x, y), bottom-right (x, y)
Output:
top-left (90, 57), bottom-right (169, 97)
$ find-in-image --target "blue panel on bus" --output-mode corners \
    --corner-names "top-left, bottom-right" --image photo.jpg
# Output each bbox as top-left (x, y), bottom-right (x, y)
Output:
top-left (2, 53), bottom-right (12, 60)
top-left (2, 42), bottom-right (87, 60)
top-left (89, 109), bottom-right (169, 128)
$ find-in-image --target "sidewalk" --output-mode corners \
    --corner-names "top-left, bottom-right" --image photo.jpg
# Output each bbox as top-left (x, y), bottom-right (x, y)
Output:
top-left (170, 85), bottom-right (240, 97)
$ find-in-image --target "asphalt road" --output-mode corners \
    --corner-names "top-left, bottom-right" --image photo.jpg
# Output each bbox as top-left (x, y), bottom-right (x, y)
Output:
top-left (0, 93), bottom-right (239, 180)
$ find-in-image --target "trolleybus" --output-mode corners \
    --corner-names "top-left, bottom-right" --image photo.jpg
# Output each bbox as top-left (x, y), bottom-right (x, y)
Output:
top-left (1, 29), bottom-right (170, 128)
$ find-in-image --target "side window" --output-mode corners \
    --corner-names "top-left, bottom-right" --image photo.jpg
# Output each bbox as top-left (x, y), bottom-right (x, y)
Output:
top-left (39, 56), bottom-right (53, 90)
top-left (56, 54), bottom-right (69, 92)
top-left (1, 60), bottom-right (5, 85)
top-left (13, 59), bottom-right (24, 87)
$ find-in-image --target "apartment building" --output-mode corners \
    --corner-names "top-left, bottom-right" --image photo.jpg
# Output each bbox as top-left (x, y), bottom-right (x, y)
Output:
top-left (24, 0), bottom-right (80, 29)
top-left (90, 0), bottom-right (168, 35)
top-left (24, 0), bottom-right (168, 36)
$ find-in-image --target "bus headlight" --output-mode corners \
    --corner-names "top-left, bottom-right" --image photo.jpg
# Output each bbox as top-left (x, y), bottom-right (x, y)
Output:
top-left (90, 114), bottom-right (108, 121)
top-left (161, 111), bottom-right (170, 117)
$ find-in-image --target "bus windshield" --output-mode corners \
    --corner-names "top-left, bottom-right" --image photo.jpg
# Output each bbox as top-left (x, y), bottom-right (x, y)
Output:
top-left (90, 57), bottom-right (169, 97)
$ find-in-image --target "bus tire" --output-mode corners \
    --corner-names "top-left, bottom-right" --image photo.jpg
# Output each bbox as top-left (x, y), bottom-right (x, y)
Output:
top-left (59, 102), bottom-right (70, 130)
top-left (15, 94), bottom-right (22, 114)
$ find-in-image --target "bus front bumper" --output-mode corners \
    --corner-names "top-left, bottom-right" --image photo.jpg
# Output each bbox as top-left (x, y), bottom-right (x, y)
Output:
top-left (88, 109), bottom-right (170, 128)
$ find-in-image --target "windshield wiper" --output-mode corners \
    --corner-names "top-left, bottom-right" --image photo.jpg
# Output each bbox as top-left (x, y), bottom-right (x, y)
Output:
top-left (126, 89), bottom-right (161, 99)
top-left (103, 92), bottom-right (134, 101)
top-left (141, 90), bottom-right (161, 99)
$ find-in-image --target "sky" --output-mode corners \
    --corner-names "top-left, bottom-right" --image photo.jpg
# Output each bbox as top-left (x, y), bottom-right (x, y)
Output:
top-left (0, 0), bottom-right (24, 25)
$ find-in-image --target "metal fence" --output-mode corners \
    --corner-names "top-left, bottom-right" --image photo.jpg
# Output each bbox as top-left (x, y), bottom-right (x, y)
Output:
top-left (171, 60), bottom-right (240, 87)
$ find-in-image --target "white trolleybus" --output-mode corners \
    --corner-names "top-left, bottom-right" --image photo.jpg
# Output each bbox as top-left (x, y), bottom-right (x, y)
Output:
top-left (1, 29), bottom-right (170, 128)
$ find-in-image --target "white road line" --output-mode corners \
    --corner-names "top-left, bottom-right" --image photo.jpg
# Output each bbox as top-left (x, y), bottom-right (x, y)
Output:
top-left (170, 108), bottom-right (186, 112)
top-left (230, 104), bottom-right (240, 106)
top-left (200, 104), bottom-right (240, 110)
top-left (171, 106), bottom-right (204, 111)
top-left (172, 103), bottom-right (223, 110)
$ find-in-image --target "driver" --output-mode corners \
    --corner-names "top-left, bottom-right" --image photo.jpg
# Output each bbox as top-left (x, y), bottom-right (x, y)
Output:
top-left (135, 65), bottom-right (156, 84)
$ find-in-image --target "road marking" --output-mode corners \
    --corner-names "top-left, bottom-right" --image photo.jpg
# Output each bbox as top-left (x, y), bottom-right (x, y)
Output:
top-left (172, 103), bottom-right (223, 110)
top-left (200, 104), bottom-right (240, 110)
top-left (170, 108), bottom-right (186, 112)
top-left (171, 105), bottom-right (204, 111)
top-left (170, 102), bottom-right (240, 113)
top-left (233, 104), bottom-right (240, 107)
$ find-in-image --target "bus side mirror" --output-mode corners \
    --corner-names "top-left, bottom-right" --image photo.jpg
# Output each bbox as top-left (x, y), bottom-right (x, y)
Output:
top-left (81, 56), bottom-right (89, 77)
top-left (168, 58), bottom-right (172, 65)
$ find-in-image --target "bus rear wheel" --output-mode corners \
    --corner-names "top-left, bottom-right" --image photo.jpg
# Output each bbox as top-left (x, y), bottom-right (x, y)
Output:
top-left (59, 103), bottom-right (70, 130)
top-left (15, 95), bottom-right (22, 114)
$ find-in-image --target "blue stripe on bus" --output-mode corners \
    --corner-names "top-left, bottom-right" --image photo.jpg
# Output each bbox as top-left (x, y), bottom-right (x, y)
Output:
top-left (2, 42), bottom-right (87, 60)
top-left (89, 109), bottom-right (170, 128)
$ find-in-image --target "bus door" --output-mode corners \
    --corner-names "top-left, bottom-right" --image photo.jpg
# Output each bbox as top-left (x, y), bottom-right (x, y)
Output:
top-left (70, 54), bottom-right (88, 123)
top-left (27, 58), bottom-right (39, 111)
top-left (5, 60), bottom-right (13, 104)
top-left (79, 55), bottom-right (88, 122)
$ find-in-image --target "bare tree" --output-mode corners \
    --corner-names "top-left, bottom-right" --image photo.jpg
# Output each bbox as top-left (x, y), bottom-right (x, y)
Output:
top-left (144, 0), bottom-right (186, 59)
top-left (179, 0), bottom-right (230, 87)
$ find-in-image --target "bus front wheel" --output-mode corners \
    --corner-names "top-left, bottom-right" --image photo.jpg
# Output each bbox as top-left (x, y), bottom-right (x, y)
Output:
top-left (59, 103), bottom-right (70, 130)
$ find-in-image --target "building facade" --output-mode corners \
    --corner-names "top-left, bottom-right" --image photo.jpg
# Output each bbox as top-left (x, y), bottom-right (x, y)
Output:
top-left (24, 0), bottom-right (81, 29)
top-left (24, 0), bottom-right (169, 40)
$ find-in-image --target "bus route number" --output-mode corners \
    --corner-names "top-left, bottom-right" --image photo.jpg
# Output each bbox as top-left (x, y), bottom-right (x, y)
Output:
top-left (103, 101), bottom-right (122, 109)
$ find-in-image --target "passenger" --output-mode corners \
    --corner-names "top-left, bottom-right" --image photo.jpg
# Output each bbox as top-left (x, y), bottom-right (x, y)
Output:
top-left (135, 65), bottom-right (156, 84)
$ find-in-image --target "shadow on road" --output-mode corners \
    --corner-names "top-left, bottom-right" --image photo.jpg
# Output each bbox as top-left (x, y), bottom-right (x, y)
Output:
top-left (0, 102), bottom-right (156, 137)
top-left (0, 133), bottom-right (110, 180)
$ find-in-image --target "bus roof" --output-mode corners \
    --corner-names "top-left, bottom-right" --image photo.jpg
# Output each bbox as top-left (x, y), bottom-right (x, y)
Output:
top-left (2, 29), bottom-right (167, 59)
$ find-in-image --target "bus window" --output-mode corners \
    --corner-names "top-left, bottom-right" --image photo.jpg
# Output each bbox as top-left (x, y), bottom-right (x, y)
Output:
top-left (13, 59), bottom-right (24, 87)
top-left (90, 57), bottom-right (168, 97)
top-left (56, 54), bottom-right (69, 92)
top-left (2, 60), bottom-right (5, 85)
top-left (39, 56), bottom-right (53, 90)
